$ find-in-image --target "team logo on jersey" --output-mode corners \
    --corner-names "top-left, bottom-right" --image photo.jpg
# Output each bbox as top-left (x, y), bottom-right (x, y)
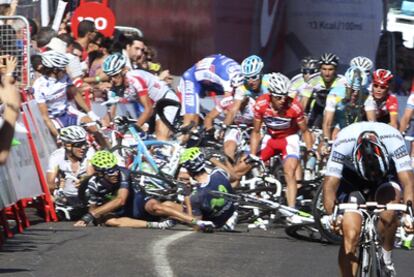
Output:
top-left (393, 145), bottom-right (409, 159)
top-left (264, 116), bottom-right (291, 130)
top-left (331, 151), bottom-right (346, 164)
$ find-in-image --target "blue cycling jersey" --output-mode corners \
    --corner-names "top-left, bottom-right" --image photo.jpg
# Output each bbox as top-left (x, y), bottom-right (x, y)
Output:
top-left (190, 168), bottom-right (235, 227)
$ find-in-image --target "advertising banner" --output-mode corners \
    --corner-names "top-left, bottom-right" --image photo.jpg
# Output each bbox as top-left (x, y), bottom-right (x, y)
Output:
top-left (283, 0), bottom-right (383, 75)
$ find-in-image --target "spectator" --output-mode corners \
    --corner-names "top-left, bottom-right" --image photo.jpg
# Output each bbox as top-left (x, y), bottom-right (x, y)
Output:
top-left (75, 20), bottom-right (96, 61)
top-left (0, 55), bottom-right (19, 164)
top-left (122, 34), bottom-right (146, 70)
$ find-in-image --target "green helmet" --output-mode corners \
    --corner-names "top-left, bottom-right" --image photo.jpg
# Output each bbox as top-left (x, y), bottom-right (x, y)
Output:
top-left (179, 147), bottom-right (205, 173)
top-left (91, 151), bottom-right (118, 171)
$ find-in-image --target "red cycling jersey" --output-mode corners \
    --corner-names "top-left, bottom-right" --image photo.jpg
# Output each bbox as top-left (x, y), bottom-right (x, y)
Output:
top-left (254, 94), bottom-right (305, 138)
top-left (364, 94), bottom-right (398, 123)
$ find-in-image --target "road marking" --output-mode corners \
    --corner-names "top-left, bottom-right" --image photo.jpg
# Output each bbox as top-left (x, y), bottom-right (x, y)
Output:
top-left (152, 231), bottom-right (192, 277)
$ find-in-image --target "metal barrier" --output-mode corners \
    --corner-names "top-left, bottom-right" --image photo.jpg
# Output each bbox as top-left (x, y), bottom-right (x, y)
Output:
top-left (115, 25), bottom-right (144, 38)
top-left (0, 15), bottom-right (31, 91)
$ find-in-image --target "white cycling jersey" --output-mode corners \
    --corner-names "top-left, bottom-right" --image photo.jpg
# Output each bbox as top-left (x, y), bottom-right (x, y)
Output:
top-left (124, 70), bottom-right (173, 103)
top-left (33, 74), bottom-right (72, 117)
top-left (47, 147), bottom-right (95, 197)
top-left (326, 122), bottom-right (412, 179)
top-left (405, 93), bottom-right (414, 110)
top-left (216, 95), bottom-right (255, 125)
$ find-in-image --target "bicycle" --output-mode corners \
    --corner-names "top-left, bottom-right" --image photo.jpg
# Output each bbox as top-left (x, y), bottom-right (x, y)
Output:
top-left (332, 201), bottom-right (414, 277)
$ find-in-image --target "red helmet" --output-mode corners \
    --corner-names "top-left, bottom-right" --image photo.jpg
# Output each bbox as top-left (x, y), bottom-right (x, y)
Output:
top-left (372, 69), bottom-right (393, 86)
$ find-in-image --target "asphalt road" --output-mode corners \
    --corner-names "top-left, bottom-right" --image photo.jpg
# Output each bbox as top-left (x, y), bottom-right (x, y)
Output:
top-left (1, 221), bottom-right (413, 277)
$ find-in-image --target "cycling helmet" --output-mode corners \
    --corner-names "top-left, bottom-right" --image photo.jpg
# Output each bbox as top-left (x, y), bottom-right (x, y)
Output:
top-left (268, 72), bottom-right (291, 97)
top-left (241, 55), bottom-right (264, 77)
top-left (59, 126), bottom-right (87, 144)
top-left (103, 53), bottom-right (127, 76)
top-left (179, 147), bottom-right (205, 174)
top-left (344, 66), bottom-right (368, 91)
top-left (91, 150), bottom-right (118, 171)
top-left (372, 69), bottom-right (393, 86)
top-left (41, 50), bottom-right (69, 69)
top-left (352, 131), bottom-right (389, 182)
top-left (301, 57), bottom-right (319, 74)
top-left (319, 53), bottom-right (339, 67)
top-left (349, 56), bottom-right (373, 72)
top-left (230, 72), bottom-right (245, 88)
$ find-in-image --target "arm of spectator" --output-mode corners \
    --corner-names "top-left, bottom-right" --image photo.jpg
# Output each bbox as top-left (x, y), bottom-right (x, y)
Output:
top-left (0, 81), bottom-right (20, 164)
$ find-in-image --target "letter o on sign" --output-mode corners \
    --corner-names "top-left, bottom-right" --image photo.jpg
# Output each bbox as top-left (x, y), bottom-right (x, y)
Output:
top-left (71, 2), bottom-right (116, 38)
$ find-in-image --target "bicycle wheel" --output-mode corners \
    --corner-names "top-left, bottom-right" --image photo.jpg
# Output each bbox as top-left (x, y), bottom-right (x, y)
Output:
top-left (285, 222), bottom-right (323, 243)
top-left (356, 242), bottom-right (383, 277)
top-left (311, 185), bottom-right (343, 244)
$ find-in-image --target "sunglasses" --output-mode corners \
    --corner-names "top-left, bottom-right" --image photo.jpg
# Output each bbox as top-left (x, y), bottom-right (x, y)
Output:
top-left (373, 84), bottom-right (388, 90)
top-left (301, 68), bottom-right (317, 75)
top-left (245, 74), bottom-right (261, 82)
top-left (103, 167), bottom-right (119, 176)
top-left (71, 141), bottom-right (87, 148)
top-left (272, 95), bottom-right (286, 101)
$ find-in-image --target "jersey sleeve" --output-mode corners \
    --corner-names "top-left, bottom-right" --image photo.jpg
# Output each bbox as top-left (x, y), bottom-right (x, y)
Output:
top-left (87, 178), bottom-right (100, 205)
top-left (32, 79), bottom-right (46, 103)
top-left (381, 128), bottom-right (412, 172)
top-left (190, 192), bottom-right (203, 217)
top-left (46, 149), bottom-right (63, 173)
top-left (253, 96), bottom-right (267, 120)
top-left (406, 94), bottom-right (414, 110)
top-left (364, 96), bottom-right (376, 112)
top-left (325, 94), bottom-right (338, 112)
top-left (387, 95), bottom-right (398, 115)
top-left (325, 129), bottom-right (354, 178)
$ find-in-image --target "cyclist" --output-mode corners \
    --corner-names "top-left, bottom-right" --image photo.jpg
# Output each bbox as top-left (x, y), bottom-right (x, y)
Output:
top-left (364, 69), bottom-right (399, 129)
top-left (178, 147), bottom-right (237, 229)
top-left (250, 73), bottom-right (313, 211)
top-left (102, 53), bottom-right (179, 140)
top-left (323, 122), bottom-right (414, 277)
top-left (33, 50), bottom-right (107, 147)
top-left (322, 65), bottom-right (369, 142)
top-left (304, 53), bottom-right (346, 129)
top-left (399, 88), bottom-right (414, 166)
top-left (204, 73), bottom-right (255, 160)
top-left (289, 56), bottom-right (319, 103)
top-left (177, 54), bottom-right (241, 131)
top-left (46, 126), bottom-right (95, 219)
top-left (74, 151), bottom-right (214, 231)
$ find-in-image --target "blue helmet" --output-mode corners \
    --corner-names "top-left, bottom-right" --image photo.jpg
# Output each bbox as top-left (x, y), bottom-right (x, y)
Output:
top-left (103, 53), bottom-right (127, 76)
top-left (241, 55), bottom-right (264, 77)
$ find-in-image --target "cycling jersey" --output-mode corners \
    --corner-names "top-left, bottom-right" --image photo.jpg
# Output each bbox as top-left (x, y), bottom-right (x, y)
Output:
top-left (364, 94), bottom-right (398, 123)
top-left (33, 74), bottom-right (73, 117)
top-left (325, 86), bottom-right (368, 128)
top-left (47, 147), bottom-right (95, 197)
top-left (254, 94), bottom-right (305, 138)
top-left (178, 54), bottom-right (241, 114)
top-left (289, 73), bottom-right (313, 99)
top-left (216, 95), bottom-right (255, 125)
top-left (87, 167), bottom-right (158, 220)
top-left (325, 122), bottom-right (412, 179)
top-left (405, 93), bottom-right (414, 110)
top-left (190, 168), bottom-right (235, 227)
top-left (123, 69), bottom-right (173, 104)
top-left (234, 74), bottom-right (270, 100)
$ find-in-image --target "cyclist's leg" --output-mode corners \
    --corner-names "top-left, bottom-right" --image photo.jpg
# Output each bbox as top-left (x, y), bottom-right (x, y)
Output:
top-left (179, 77), bottom-right (201, 142)
top-left (375, 182), bottom-right (401, 255)
top-left (155, 92), bottom-right (180, 140)
top-left (105, 217), bottom-right (148, 228)
top-left (223, 128), bottom-right (241, 161)
top-left (282, 134), bottom-right (301, 208)
top-left (339, 211), bottom-right (363, 277)
top-left (145, 199), bottom-right (194, 224)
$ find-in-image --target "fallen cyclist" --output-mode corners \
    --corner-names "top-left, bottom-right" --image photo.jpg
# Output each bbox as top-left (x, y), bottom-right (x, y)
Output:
top-left (74, 151), bottom-right (214, 231)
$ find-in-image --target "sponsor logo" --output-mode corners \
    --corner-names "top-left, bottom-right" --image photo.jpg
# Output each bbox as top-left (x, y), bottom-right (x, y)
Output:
top-left (393, 145), bottom-right (409, 159)
top-left (331, 151), bottom-right (346, 163)
top-left (380, 133), bottom-right (404, 142)
top-left (333, 137), bottom-right (356, 147)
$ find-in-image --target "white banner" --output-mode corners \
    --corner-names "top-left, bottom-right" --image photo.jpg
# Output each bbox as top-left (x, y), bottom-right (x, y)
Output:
top-left (283, 0), bottom-right (383, 75)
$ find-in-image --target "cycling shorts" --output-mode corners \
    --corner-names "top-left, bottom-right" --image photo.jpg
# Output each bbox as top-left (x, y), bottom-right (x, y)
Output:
top-left (259, 134), bottom-right (300, 161)
top-left (51, 106), bottom-right (86, 129)
top-left (116, 191), bottom-right (159, 221)
top-left (178, 72), bottom-right (201, 115)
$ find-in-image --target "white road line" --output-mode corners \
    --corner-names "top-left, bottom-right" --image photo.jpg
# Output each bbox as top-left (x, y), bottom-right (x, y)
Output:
top-left (151, 231), bottom-right (192, 277)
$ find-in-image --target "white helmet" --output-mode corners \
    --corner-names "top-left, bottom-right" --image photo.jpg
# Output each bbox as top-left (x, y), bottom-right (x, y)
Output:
top-left (350, 56), bottom-right (373, 72)
top-left (268, 73), bottom-right (291, 96)
top-left (230, 73), bottom-right (244, 88)
top-left (103, 53), bottom-right (127, 76)
top-left (59, 126), bottom-right (87, 144)
top-left (241, 55), bottom-right (264, 77)
top-left (344, 66), bottom-right (368, 91)
top-left (41, 50), bottom-right (69, 69)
